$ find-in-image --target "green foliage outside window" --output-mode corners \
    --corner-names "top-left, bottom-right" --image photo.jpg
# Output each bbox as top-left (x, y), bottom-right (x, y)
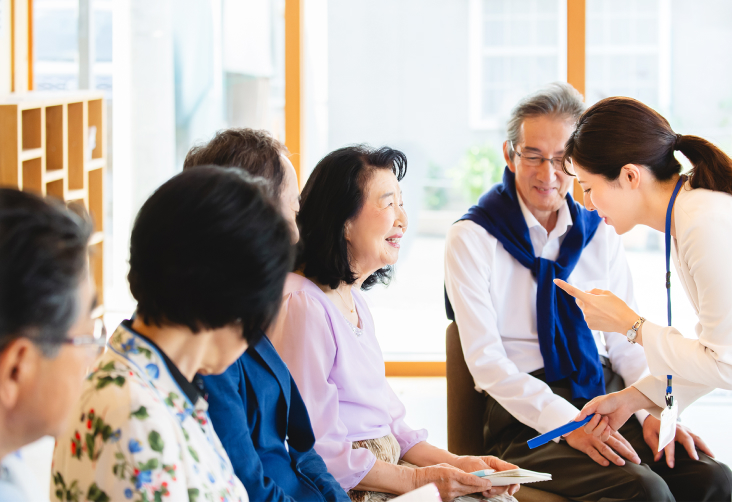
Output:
top-left (453, 145), bottom-right (505, 205)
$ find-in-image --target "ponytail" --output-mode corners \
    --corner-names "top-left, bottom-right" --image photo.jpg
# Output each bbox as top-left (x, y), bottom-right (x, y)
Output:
top-left (676, 135), bottom-right (732, 195)
top-left (563, 97), bottom-right (732, 197)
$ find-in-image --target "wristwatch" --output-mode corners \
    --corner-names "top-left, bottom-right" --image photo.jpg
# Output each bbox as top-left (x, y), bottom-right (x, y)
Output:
top-left (626, 317), bottom-right (646, 344)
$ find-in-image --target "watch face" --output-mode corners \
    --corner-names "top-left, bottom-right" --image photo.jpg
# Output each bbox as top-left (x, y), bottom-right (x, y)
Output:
top-left (626, 329), bottom-right (637, 342)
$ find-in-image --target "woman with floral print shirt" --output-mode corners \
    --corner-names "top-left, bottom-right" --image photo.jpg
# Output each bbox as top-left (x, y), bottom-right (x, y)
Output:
top-left (52, 167), bottom-right (294, 502)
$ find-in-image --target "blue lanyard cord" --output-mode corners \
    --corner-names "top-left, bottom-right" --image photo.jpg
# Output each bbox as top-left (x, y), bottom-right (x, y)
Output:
top-left (664, 175), bottom-right (684, 408)
top-left (665, 175), bottom-right (685, 327)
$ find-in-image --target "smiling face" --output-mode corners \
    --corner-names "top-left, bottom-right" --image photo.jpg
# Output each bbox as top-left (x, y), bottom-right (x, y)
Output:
top-left (505, 115), bottom-right (575, 222)
top-left (345, 168), bottom-right (407, 279)
top-left (574, 163), bottom-right (644, 234)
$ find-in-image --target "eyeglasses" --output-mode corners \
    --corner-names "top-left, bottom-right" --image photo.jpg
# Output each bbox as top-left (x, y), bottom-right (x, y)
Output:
top-left (61, 318), bottom-right (107, 352)
top-left (510, 141), bottom-right (565, 169)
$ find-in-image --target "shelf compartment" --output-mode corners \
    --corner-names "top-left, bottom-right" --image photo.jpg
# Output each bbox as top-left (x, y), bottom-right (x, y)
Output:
top-left (46, 179), bottom-right (64, 200)
top-left (87, 168), bottom-right (104, 233)
top-left (45, 105), bottom-right (64, 172)
top-left (87, 99), bottom-right (103, 160)
top-left (21, 108), bottom-right (42, 150)
top-left (67, 102), bottom-right (85, 190)
top-left (22, 158), bottom-right (43, 194)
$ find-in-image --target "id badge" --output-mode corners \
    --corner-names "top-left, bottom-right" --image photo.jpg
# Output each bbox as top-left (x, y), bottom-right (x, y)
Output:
top-left (658, 399), bottom-right (678, 452)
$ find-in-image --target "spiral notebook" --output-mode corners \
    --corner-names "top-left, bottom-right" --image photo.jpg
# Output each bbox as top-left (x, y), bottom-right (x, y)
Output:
top-left (471, 468), bottom-right (552, 486)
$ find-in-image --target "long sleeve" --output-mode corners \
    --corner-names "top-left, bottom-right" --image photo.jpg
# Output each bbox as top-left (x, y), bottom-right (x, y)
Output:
top-left (288, 380), bottom-right (351, 502)
top-left (385, 384), bottom-right (428, 457)
top-left (600, 228), bottom-right (651, 425)
top-left (273, 291), bottom-right (377, 492)
top-left (444, 222), bottom-right (580, 436)
top-left (634, 201), bottom-right (732, 414)
top-left (203, 363), bottom-right (297, 502)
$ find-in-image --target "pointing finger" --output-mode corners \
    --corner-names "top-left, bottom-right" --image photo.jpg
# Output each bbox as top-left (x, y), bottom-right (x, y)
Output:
top-left (554, 279), bottom-right (590, 300)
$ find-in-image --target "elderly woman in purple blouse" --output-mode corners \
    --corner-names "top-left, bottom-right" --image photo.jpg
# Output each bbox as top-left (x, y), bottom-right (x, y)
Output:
top-left (271, 146), bottom-right (519, 502)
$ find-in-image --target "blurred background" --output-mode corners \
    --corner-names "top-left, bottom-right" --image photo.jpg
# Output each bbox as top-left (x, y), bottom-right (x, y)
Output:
top-left (2, 0), bottom-right (732, 487)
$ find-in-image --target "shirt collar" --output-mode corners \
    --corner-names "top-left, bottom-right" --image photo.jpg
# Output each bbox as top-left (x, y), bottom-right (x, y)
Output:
top-left (109, 321), bottom-right (209, 416)
top-left (516, 189), bottom-right (573, 239)
top-left (125, 323), bottom-right (201, 406)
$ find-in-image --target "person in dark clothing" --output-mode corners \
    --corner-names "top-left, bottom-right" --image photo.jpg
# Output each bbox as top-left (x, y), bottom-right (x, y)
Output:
top-left (186, 128), bottom-right (349, 501)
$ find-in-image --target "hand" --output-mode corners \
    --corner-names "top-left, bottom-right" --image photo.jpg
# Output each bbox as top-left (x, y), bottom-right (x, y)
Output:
top-left (564, 424), bottom-right (640, 467)
top-left (553, 279), bottom-right (639, 336)
top-left (643, 416), bottom-right (715, 468)
top-left (577, 387), bottom-right (655, 441)
top-left (450, 456), bottom-right (520, 497)
top-left (412, 463), bottom-right (493, 502)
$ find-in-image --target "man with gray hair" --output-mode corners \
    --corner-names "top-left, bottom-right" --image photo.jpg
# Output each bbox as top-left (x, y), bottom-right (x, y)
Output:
top-left (444, 83), bottom-right (728, 500)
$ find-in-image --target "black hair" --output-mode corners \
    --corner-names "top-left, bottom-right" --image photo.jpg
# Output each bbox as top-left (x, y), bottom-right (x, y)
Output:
top-left (563, 97), bottom-right (732, 195)
top-left (183, 128), bottom-right (289, 200)
top-left (128, 166), bottom-right (294, 343)
top-left (297, 145), bottom-right (407, 290)
top-left (0, 188), bottom-right (92, 356)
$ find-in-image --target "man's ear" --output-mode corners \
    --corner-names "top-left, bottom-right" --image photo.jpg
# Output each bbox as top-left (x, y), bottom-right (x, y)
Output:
top-left (503, 141), bottom-right (517, 173)
top-left (0, 338), bottom-right (38, 410)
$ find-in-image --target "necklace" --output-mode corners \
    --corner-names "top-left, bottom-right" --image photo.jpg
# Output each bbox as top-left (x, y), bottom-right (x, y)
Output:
top-left (335, 287), bottom-right (356, 314)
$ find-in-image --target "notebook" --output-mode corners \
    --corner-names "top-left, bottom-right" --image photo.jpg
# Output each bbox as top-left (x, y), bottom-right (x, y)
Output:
top-left (471, 468), bottom-right (552, 486)
top-left (391, 483), bottom-right (441, 501)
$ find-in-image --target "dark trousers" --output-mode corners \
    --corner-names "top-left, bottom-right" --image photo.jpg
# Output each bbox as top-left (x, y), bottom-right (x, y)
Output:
top-left (483, 363), bottom-right (732, 502)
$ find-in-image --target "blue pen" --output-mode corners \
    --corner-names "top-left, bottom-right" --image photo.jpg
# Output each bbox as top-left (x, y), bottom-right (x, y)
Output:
top-left (527, 415), bottom-right (594, 449)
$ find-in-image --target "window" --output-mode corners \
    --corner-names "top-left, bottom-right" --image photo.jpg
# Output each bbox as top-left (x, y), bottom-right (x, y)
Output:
top-left (469, 0), bottom-right (567, 129)
top-left (585, 0), bottom-right (670, 110)
top-left (33, 0), bottom-right (113, 96)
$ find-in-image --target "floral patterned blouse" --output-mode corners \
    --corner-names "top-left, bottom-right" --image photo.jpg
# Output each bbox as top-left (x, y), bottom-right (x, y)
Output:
top-left (51, 322), bottom-right (249, 502)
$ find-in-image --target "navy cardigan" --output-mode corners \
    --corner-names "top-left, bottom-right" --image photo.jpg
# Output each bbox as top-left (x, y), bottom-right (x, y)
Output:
top-left (202, 334), bottom-right (349, 502)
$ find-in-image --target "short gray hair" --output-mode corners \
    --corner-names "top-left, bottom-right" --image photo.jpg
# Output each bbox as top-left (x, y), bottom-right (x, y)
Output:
top-left (506, 82), bottom-right (585, 160)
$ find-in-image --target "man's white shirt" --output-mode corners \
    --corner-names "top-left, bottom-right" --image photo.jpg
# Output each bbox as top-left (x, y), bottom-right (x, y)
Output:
top-left (444, 194), bottom-right (650, 439)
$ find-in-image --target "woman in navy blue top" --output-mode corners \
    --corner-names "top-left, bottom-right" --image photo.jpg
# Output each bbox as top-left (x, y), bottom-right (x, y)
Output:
top-left (203, 334), bottom-right (349, 501)
top-left (185, 129), bottom-right (349, 501)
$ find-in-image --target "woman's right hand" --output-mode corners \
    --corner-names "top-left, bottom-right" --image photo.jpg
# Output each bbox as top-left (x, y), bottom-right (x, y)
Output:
top-left (412, 463), bottom-right (493, 501)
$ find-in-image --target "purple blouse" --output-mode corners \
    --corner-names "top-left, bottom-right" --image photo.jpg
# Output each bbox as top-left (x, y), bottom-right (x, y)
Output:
top-left (271, 273), bottom-right (428, 491)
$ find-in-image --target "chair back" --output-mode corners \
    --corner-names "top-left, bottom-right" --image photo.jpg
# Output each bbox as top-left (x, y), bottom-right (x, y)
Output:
top-left (446, 321), bottom-right (487, 455)
top-left (445, 322), bottom-right (570, 502)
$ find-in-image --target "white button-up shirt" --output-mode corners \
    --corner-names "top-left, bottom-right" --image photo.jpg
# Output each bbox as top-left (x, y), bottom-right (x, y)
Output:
top-left (444, 194), bottom-right (650, 437)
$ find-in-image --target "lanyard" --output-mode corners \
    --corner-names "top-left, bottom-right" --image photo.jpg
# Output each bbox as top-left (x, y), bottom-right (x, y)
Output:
top-left (664, 175), bottom-right (685, 326)
top-left (664, 175), bottom-right (685, 407)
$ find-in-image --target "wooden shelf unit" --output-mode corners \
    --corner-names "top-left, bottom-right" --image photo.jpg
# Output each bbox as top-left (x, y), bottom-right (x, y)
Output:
top-left (0, 91), bottom-right (107, 310)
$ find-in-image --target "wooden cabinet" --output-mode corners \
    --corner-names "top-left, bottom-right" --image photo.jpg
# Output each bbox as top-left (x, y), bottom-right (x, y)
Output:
top-left (0, 91), bottom-right (107, 312)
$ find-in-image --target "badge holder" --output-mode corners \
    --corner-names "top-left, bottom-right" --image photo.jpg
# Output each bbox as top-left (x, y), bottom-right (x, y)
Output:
top-left (657, 375), bottom-right (678, 452)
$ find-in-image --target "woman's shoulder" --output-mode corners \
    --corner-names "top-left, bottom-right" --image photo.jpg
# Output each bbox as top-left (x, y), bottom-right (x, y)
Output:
top-left (284, 272), bottom-right (325, 300)
top-left (676, 185), bottom-right (732, 228)
top-left (284, 273), bottom-right (347, 318)
top-left (82, 352), bottom-right (174, 421)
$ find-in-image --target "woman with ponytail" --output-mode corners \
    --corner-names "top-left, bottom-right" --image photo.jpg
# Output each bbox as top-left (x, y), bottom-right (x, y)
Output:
top-left (553, 97), bottom-right (732, 467)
